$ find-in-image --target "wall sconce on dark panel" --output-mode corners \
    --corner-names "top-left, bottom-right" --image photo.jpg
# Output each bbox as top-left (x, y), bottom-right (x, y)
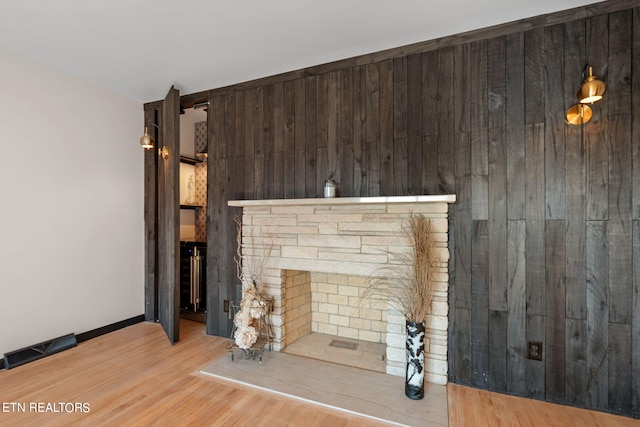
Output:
top-left (140, 125), bottom-right (156, 149)
top-left (139, 122), bottom-right (169, 159)
top-left (565, 64), bottom-right (606, 126)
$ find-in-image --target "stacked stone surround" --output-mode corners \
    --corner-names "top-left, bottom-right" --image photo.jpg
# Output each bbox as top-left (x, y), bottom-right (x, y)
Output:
top-left (229, 195), bottom-right (455, 385)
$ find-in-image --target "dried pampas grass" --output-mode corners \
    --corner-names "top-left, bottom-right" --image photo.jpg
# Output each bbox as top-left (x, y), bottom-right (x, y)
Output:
top-left (360, 214), bottom-right (441, 323)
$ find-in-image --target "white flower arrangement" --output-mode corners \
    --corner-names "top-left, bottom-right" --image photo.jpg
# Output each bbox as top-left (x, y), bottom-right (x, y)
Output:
top-left (234, 325), bottom-right (258, 349)
top-left (231, 215), bottom-right (274, 350)
top-left (250, 300), bottom-right (267, 319)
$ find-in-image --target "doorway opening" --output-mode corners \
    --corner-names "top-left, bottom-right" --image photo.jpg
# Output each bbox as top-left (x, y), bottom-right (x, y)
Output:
top-left (178, 103), bottom-right (208, 325)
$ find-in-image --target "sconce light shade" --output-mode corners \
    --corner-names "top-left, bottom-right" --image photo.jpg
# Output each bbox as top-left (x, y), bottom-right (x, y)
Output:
top-left (565, 103), bottom-right (593, 125)
top-left (140, 126), bottom-right (155, 150)
top-left (577, 65), bottom-right (606, 104)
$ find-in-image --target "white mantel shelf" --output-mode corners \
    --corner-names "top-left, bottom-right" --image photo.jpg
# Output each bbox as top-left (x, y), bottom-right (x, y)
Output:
top-left (228, 194), bottom-right (456, 207)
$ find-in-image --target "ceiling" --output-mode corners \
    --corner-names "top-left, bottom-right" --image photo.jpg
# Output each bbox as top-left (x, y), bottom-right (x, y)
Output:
top-left (0, 0), bottom-right (600, 103)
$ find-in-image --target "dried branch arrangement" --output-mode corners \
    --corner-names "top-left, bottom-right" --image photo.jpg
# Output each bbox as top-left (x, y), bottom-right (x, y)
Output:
top-left (232, 215), bottom-right (274, 349)
top-left (233, 215), bottom-right (273, 291)
top-left (360, 214), bottom-right (441, 323)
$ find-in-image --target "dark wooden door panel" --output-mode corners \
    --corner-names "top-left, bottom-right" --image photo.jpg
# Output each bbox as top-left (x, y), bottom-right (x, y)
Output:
top-left (158, 86), bottom-right (180, 344)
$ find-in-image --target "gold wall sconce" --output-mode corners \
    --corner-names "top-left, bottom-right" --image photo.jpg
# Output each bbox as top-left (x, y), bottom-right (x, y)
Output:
top-left (140, 123), bottom-right (169, 159)
top-left (565, 64), bottom-right (606, 126)
top-left (140, 123), bottom-right (158, 149)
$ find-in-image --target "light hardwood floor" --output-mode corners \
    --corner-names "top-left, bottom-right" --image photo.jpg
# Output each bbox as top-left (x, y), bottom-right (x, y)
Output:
top-left (0, 320), bottom-right (637, 426)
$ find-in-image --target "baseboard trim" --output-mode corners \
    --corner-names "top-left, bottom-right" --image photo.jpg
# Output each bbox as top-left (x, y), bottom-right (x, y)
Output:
top-left (76, 314), bottom-right (146, 343)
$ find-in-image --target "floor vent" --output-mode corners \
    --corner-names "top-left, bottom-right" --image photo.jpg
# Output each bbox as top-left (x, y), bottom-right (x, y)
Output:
top-left (3, 333), bottom-right (77, 369)
top-left (329, 339), bottom-right (358, 350)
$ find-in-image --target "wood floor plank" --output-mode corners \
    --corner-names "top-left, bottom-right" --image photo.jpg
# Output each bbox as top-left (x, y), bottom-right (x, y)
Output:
top-left (0, 320), bottom-right (638, 426)
top-left (447, 383), bottom-right (640, 427)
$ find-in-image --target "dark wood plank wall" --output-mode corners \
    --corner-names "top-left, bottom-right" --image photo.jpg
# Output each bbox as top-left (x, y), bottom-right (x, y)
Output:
top-left (144, 0), bottom-right (640, 418)
top-left (143, 108), bottom-right (158, 323)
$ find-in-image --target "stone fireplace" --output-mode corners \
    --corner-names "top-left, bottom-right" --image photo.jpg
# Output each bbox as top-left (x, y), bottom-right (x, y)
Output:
top-left (228, 195), bottom-right (455, 385)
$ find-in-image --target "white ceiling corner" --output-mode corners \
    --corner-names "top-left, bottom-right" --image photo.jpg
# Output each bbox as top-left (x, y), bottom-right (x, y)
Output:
top-left (0, 0), bottom-right (600, 103)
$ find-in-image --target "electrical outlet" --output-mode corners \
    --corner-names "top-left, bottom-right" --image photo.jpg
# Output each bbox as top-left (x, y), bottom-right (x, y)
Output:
top-left (528, 341), bottom-right (543, 361)
top-left (223, 299), bottom-right (230, 313)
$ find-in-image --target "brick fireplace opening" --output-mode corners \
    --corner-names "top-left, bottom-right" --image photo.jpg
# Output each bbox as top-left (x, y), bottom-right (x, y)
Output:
top-left (229, 195), bottom-right (455, 385)
top-left (283, 270), bottom-right (387, 347)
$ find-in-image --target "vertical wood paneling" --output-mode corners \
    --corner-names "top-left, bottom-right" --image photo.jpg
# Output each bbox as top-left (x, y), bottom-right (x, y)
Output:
top-left (507, 220), bottom-right (526, 395)
top-left (586, 221), bottom-right (609, 410)
top-left (393, 57), bottom-right (407, 141)
top-left (487, 36), bottom-right (508, 313)
top-left (393, 58), bottom-right (408, 195)
top-left (143, 108), bottom-right (157, 322)
top-left (422, 51), bottom-right (438, 137)
top-left (379, 60), bottom-right (394, 196)
top-left (254, 87), bottom-right (265, 200)
top-left (454, 307), bottom-right (472, 384)
top-left (176, 2), bottom-right (640, 418)
top-left (607, 10), bottom-right (633, 325)
top-left (365, 63), bottom-right (380, 196)
top-left (545, 219), bottom-right (566, 402)
top-left (224, 93), bottom-right (235, 173)
top-left (488, 122), bottom-right (507, 311)
top-left (316, 73), bottom-right (330, 190)
top-left (525, 123), bottom-right (546, 315)
top-left (233, 92), bottom-right (245, 200)
top-left (470, 41), bottom-right (489, 220)
top-left (633, 7), bottom-right (640, 221)
top-left (243, 89), bottom-right (255, 199)
top-left (452, 35), bottom-right (473, 377)
top-left (157, 87), bottom-right (180, 343)
top-left (454, 44), bottom-right (470, 133)
top-left (208, 95), bottom-right (227, 337)
top-left (564, 19), bottom-right (587, 321)
top-left (304, 76), bottom-right (318, 197)
top-left (586, 14), bottom-right (609, 221)
top-left (273, 83), bottom-right (284, 199)
top-left (454, 132), bottom-right (472, 310)
top-left (488, 310), bottom-right (507, 391)
top-left (609, 323), bottom-right (632, 414)
top-left (406, 54), bottom-right (423, 195)
top-left (607, 11), bottom-right (633, 116)
top-left (339, 69), bottom-right (354, 197)
top-left (436, 48), bottom-right (455, 194)
top-left (262, 85), bottom-right (274, 199)
top-left (524, 28), bottom-right (545, 124)
top-left (294, 79), bottom-right (306, 198)
top-left (353, 66), bottom-right (366, 196)
top-left (566, 317), bottom-right (587, 406)
top-left (327, 71), bottom-right (340, 183)
top-left (283, 80), bottom-right (296, 198)
top-left (524, 121), bottom-right (546, 397)
top-left (633, 220), bottom-right (640, 416)
top-left (544, 24), bottom-right (566, 220)
top-left (608, 114), bottom-right (633, 324)
top-left (471, 220), bottom-right (489, 387)
top-left (525, 314), bottom-right (545, 398)
top-left (505, 33), bottom-right (526, 220)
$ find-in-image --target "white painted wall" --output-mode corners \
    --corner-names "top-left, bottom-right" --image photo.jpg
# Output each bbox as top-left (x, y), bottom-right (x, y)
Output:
top-left (0, 46), bottom-right (144, 356)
